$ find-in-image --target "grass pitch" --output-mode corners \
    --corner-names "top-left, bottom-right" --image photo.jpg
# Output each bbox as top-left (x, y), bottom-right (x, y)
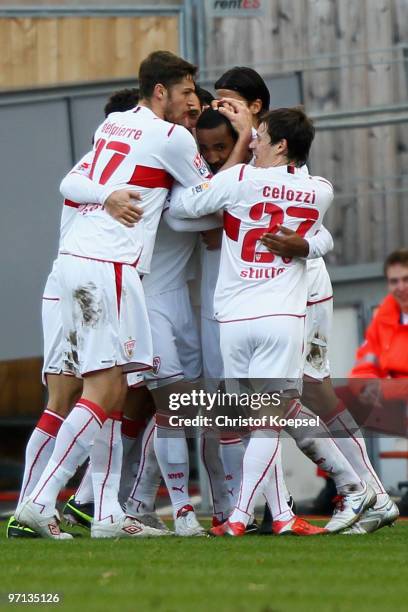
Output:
top-left (1, 520), bottom-right (407, 612)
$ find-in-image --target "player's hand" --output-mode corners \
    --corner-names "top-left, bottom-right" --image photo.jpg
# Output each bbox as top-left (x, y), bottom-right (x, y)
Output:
top-left (217, 98), bottom-right (253, 138)
top-left (359, 380), bottom-right (382, 408)
top-left (104, 190), bottom-right (143, 228)
top-left (201, 227), bottom-right (223, 250)
top-left (261, 226), bottom-right (309, 258)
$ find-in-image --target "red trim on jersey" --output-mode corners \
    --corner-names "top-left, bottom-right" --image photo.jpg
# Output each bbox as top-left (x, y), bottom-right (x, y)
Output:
top-left (59, 252), bottom-right (140, 267)
top-left (110, 410), bottom-right (123, 421)
top-left (287, 165), bottom-right (295, 174)
top-left (76, 398), bottom-right (107, 426)
top-left (306, 295), bottom-right (333, 306)
top-left (114, 263), bottom-right (123, 317)
top-left (218, 313), bottom-right (306, 324)
top-left (167, 123), bottom-right (176, 137)
top-left (238, 165), bottom-right (246, 181)
top-left (223, 210), bottom-right (241, 240)
top-left (133, 106), bottom-right (141, 114)
top-left (317, 178), bottom-right (333, 189)
top-left (129, 165), bottom-right (174, 189)
top-left (64, 199), bottom-right (80, 208)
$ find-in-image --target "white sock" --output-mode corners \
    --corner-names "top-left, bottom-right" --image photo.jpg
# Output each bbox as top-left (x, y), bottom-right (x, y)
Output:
top-left (29, 399), bottom-right (106, 516)
top-left (75, 462), bottom-right (93, 505)
top-left (154, 424), bottom-right (190, 517)
top-left (91, 413), bottom-right (124, 523)
top-left (287, 404), bottom-right (363, 493)
top-left (118, 416), bottom-right (145, 505)
top-left (263, 445), bottom-right (294, 522)
top-left (229, 429), bottom-right (280, 526)
top-left (324, 402), bottom-right (387, 503)
top-left (200, 431), bottom-right (231, 522)
top-left (220, 437), bottom-right (245, 509)
top-left (126, 417), bottom-right (161, 516)
top-left (17, 410), bottom-right (64, 508)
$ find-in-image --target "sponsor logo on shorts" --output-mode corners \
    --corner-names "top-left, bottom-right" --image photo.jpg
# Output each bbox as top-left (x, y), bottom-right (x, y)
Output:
top-left (124, 339), bottom-right (136, 358)
top-left (153, 356), bottom-right (161, 375)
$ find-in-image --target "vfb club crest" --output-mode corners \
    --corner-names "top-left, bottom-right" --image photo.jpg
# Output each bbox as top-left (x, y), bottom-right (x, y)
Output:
top-left (124, 339), bottom-right (135, 358)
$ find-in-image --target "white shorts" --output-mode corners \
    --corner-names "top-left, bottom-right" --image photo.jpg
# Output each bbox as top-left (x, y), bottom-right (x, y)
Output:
top-left (128, 285), bottom-right (201, 389)
top-left (42, 259), bottom-right (64, 384)
top-left (58, 254), bottom-right (152, 376)
top-left (304, 297), bottom-right (333, 380)
top-left (219, 315), bottom-right (305, 394)
top-left (201, 316), bottom-right (224, 380)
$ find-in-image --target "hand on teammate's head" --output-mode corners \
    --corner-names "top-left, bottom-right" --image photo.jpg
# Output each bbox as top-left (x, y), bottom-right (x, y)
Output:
top-left (217, 98), bottom-right (253, 137)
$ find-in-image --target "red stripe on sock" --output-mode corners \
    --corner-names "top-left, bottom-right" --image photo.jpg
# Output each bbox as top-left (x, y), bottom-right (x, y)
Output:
top-left (121, 416), bottom-right (145, 438)
top-left (98, 419), bottom-right (115, 522)
top-left (33, 415), bottom-right (96, 512)
top-left (77, 398), bottom-right (107, 426)
top-left (36, 411), bottom-right (64, 438)
top-left (20, 436), bottom-right (52, 500)
top-left (129, 422), bottom-right (155, 501)
top-left (244, 442), bottom-right (280, 514)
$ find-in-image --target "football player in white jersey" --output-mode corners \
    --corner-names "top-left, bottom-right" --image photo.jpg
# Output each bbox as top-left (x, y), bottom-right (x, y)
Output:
top-left (16, 51), bottom-right (214, 539)
top-left (194, 107), bottom-right (331, 535)
top-left (171, 106), bottom-right (376, 536)
top-left (261, 228), bottom-right (397, 533)
top-left (7, 89), bottom-right (142, 539)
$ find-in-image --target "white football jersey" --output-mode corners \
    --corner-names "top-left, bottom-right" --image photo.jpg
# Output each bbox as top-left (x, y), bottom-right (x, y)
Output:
top-left (170, 163), bottom-right (333, 322)
top-left (307, 258), bottom-right (333, 303)
top-left (200, 245), bottom-right (221, 319)
top-left (60, 105), bottom-right (208, 268)
top-left (58, 152), bottom-right (94, 246)
top-left (142, 218), bottom-right (198, 297)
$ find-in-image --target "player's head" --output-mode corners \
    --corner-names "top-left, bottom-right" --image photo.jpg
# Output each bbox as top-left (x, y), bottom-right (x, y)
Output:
top-left (384, 249), bottom-right (408, 312)
top-left (104, 88), bottom-right (139, 117)
top-left (195, 108), bottom-right (238, 173)
top-left (138, 51), bottom-right (197, 124)
top-left (180, 90), bottom-right (202, 130)
top-left (214, 67), bottom-right (270, 127)
top-left (250, 107), bottom-right (315, 169)
top-left (195, 85), bottom-right (215, 110)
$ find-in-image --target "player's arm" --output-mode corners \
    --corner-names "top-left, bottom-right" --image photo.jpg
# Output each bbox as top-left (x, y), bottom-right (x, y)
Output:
top-left (216, 98), bottom-right (253, 171)
top-left (60, 152), bottom-right (143, 227)
top-left (169, 168), bottom-right (236, 219)
top-left (260, 224), bottom-right (334, 259)
top-left (163, 209), bottom-right (222, 232)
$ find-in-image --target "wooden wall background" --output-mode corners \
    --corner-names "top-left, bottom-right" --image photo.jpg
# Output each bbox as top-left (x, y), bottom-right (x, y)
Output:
top-left (204, 0), bottom-right (408, 264)
top-left (0, 15), bottom-right (179, 89)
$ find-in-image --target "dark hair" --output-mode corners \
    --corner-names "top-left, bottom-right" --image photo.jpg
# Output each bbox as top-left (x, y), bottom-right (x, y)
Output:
top-left (384, 248), bottom-right (408, 274)
top-left (138, 51), bottom-right (197, 99)
top-left (104, 88), bottom-right (139, 117)
top-left (261, 107), bottom-right (315, 166)
top-left (214, 67), bottom-right (270, 113)
top-left (196, 108), bottom-right (237, 142)
top-left (195, 85), bottom-right (215, 108)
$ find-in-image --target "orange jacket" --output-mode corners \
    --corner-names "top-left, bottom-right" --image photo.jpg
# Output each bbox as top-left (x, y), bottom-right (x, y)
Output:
top-left (349, 294), bottom-right (408, 400)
